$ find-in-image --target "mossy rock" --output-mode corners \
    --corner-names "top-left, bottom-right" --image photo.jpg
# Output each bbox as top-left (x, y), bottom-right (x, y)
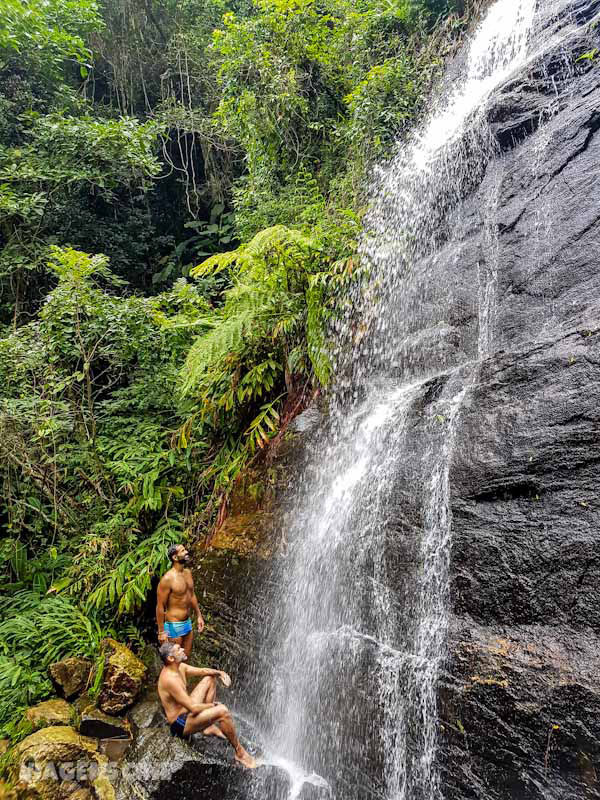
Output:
top-left (25, 701), bottom-right (74, 731)
top-left (72, 693), bottom-right (91, 718)
top-left (209, 511), bottom-right (275, 558)
top-left (97, 640), bottom-right (146, 716)
top-left (67, 791), bottom-right (93, 800)
top-left (14, 726), bottom-right (115, 800)
top-left (48, 659), bottom-right (91, 700)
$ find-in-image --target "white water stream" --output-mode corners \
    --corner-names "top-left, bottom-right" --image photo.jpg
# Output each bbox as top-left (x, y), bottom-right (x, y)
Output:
top-left (250, 2), bottom-right (538, 798)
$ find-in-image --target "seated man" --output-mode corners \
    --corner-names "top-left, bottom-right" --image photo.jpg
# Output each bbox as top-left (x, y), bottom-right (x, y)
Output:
top-left (157, 641), bottom-right (256, 769)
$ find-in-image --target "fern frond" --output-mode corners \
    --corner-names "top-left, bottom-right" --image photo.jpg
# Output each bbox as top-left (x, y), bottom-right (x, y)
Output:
top-left (182, 313), bottom-right (247, 395)
top-left (191, 225), bottom-right (317, 283)
top-left (85, 520), bottom-right (182, 616)
top-left (190, 249), bottom-right (239, 278)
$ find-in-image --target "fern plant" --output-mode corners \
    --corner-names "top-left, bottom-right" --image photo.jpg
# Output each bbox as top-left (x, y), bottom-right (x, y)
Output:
top-left (82, 518), bottom-right (183, 615)
top-left (0, 592), bottom-right (109, 664)
top-left (0, 592), bottom-right (112, 735)
top-left (173, 223), bottom-right (350, 501)
top-left (182, 225), bottom-right (331, 424)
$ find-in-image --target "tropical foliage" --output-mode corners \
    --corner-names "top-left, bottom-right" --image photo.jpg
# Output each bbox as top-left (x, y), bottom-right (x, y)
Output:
top-left (0, 0), bottom-right (467, 740)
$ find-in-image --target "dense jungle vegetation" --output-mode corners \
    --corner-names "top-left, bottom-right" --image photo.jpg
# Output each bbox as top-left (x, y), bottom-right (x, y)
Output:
top-left (0, 0), bottom-right (466, 737)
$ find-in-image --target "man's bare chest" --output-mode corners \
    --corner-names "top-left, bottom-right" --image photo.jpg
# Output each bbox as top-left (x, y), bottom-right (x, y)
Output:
top-left (169, 574), bottom-right (192, 598)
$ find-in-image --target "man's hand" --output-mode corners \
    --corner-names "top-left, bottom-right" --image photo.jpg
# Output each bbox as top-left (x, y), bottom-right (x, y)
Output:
top-left (197, 615), bottom-right (205, 634)
top-left (218, 671), bottom-right (231, 688)
top-left (158, 631), bottom-right (168, 644)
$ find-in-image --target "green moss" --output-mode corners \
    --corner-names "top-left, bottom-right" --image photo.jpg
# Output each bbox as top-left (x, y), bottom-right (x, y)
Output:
top-left (103, 640), bottom-right (145, 683)
top-left (14, 726), bottom-right (115, 800)
top-left (24, 700), bottom-right (74, 731)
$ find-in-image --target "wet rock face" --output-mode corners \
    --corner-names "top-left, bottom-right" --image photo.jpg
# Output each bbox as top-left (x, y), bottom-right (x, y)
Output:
top-left (147, 760), bottom-right (291, 800)
top-left (190, 427), bottom-right (315, 688)
top-left (440, 626), bottom-right (600, 799)
top-left (439, 1), bottom-right (600, 797)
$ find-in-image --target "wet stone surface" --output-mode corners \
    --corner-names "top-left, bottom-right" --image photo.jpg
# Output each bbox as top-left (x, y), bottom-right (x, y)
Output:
top-left (116, 695), bottom-right (329, 800)
top-left (437, 1), bottom-right (600, 797)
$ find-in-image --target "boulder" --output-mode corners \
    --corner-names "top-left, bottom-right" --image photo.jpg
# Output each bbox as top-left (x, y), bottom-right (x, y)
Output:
top-left (25, 700), bottom-right (74, 731)
top-left (126, 691), bottom-right (165, 731)
top-left (78, 706), bottom-right (130, 741)
top-left (98, 739), bottom-right (130, 764)
top-left (14, 726), bottom-right (115, 800)
top-left (49, 659), bottom-right (91, 700)
top-left (297, 783), bottom-right (332, 800)
top-left (113, 707), bottom-right (293, 800)
top-left (97, 640), bottom-right (146, 716)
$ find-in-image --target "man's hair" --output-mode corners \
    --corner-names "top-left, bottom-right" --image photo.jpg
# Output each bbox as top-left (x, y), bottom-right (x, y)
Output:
top-left (159, 642), bottom-right (176, 664)
top-left (167, 544), bottom-right (180, 562)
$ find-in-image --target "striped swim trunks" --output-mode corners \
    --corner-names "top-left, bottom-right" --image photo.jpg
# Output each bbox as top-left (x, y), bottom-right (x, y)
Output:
top-left (170, 712), bottom-right (189, 739)
top-left (164, 618), bottom-right (192, 638)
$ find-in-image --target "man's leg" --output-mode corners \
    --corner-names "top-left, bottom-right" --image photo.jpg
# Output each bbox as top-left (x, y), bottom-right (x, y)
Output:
top-left (181, 629), bottom-right (193, 658)
top-left (190, 676), bottom-right (217, 704)
top-left (183, 704), bottom-right (256, 768)
top-left (190, 677), bottom-right (224, 739)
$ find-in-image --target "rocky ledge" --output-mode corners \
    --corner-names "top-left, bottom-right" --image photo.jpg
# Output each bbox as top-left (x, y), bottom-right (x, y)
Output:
top-left (115, 692), bottom-right (330, 800)
top-left (13, 685), bottom-right (330, 800)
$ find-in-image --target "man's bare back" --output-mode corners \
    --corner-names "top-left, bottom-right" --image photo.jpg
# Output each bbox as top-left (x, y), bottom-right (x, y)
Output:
top-left (157, 642), bottom-right (256, 769)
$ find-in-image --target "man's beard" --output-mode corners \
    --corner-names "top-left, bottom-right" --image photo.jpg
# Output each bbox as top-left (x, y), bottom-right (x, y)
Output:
top-left (178, 554), bottom-right (191, 565)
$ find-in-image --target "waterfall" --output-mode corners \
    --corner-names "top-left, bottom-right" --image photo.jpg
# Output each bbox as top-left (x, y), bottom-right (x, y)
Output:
top-left (251, 2), bottom-right (539, 798)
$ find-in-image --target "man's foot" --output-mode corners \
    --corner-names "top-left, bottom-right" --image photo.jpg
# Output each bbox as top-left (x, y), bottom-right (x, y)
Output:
top-left (235, 748), bottom-right (258, 769)
top-left (203, 724), bottom-right (226, 739)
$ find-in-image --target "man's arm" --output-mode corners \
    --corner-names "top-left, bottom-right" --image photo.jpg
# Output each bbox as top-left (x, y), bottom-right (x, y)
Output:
top-left (164, 673), bottom-right (213, 713)
top-left (182, 664), bottom-right (231, 687)
top-left (188, 573), bottom-right (205, 633)
top-left (156, 577), bottom-right (170, 643)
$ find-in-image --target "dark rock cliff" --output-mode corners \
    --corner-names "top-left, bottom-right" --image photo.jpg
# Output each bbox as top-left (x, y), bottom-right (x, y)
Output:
top-left (439, 1), bottom-right (600, 797)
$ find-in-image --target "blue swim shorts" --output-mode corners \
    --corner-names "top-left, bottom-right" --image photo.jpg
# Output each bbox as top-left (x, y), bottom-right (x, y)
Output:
top-left (170, 712), bottom-right (189, 739)
top-left (164, 618), bottom-right (193, 638)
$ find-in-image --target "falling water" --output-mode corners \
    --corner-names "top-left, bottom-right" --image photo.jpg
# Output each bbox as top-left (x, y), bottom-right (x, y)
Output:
top-left (250, 2), bottom-right (539, 798)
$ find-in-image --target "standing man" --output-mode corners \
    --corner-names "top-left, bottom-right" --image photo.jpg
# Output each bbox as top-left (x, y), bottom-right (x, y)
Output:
top-left (157, 641), bottom-right (256, 768)
top-left (157, 543), bottom-right (205, 658)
